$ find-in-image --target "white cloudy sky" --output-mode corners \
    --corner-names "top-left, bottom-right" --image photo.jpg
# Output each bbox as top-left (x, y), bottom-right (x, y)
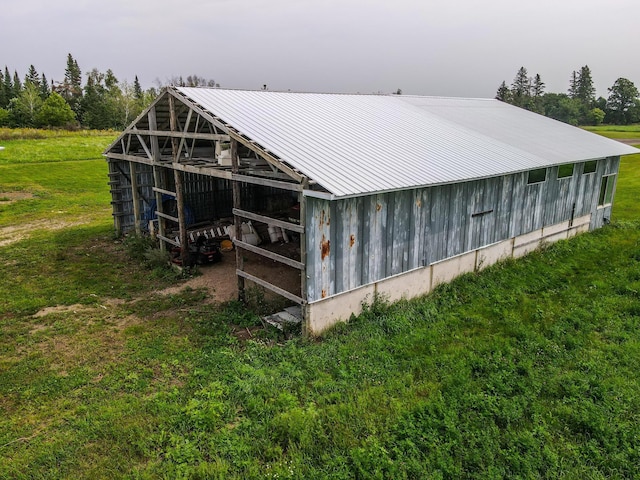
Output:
top-left (2, 0), bottom-right (638, 98)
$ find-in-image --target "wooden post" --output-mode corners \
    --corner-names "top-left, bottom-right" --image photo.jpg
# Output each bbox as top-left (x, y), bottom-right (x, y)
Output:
top-left (231, 139), bottom-right (245, 301)
top-left (299, 177), bottom-right (309, 303)
top-left (169, 94), bottom-right (189, 266)
top-left (129, 161), bottom-right (141, 236)
top-left (174, 169), bottom-right (189, 265)
top-left (149, 106), bottom-right (166, 252)
top-left (299, 178), bottom-right (309, 335)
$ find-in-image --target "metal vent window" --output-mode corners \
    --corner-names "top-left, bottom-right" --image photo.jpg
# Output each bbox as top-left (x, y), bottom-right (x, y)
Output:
top-left (527, 168), bottom-right (547, 184)
top-left (558, 164), bottom-right (574, 179)
top-left (583, 160), bottom-right (597, 174)
top-left (598, 174), bottom-right (616, 206)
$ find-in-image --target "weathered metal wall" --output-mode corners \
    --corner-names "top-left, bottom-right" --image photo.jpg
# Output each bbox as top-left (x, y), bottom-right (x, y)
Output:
top-left (305, 158), bottom-right (619, 302)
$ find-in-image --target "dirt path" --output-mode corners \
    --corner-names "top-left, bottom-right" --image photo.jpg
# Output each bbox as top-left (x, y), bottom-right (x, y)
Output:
top-left (615, 138), bottom-right (640, 146)
top-left (0, 218), bottom-right (91, 247)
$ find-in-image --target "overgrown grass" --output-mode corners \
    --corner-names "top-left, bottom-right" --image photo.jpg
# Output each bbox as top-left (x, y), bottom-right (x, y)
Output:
top-left (0, 130), bottom-right (639, 478)
top-left (0, 133), bottom-right (115, 164)
top-left (1, 224), bottom-right (639, 478)
top-left (615, 151), bottom-right (640, 220)
top-left (0, 127), bottom-right (116, 141)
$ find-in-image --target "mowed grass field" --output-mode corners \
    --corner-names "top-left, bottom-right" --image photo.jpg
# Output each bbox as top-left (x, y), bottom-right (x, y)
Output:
top-left (0, 130), bottom-right (639, 478)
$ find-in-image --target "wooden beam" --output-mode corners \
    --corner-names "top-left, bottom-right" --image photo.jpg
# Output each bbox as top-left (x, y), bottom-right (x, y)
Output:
top-left (132, 131), bottom-right (153, 161)
top-left (107, 152), bottom-right (156, 166)
top-left (148, 107), bottom-right (162, 162)
top-left (299, 177), bottom-right (309, 306)
top-left (157, 234), bottom-right (180, 247)
top-left (171, 162), bottom-right (233, 180)
top-left (236, 270), bottom-right (304, 305)
top-left (167, 87), bottom-right (302, 183)
top-left (232, 173), bottom-right (303, 192)
top-left (152, 187), bottom-right (176, 197)
top-left (155, 211), bottom-right (179, 223)
top-left (129, 162), bottom-right (141, 235)
top-left (232, 208), bottom-right (304, 233)
top-left (152, 165), bottom-right (167, 252)
top-left (233, 239), bottom-right (304, 270)
top-left (174, 169), bottom-right (189, 265)
top-left (231, 139), bottom-right (245, 301)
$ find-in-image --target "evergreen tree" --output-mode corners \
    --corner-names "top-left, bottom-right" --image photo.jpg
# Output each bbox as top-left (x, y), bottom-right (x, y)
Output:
top-left (495, 80), bottom-right (511, 102)
top-left (568, 71), bottom-right (579, 98)
top-left (0, 69), bottom-right (5, 109)
top-left (13, 71), bottom-right (22, 97)
top-left (25, 65), bottom-right (40, 88)
top-left (530, 74), bottom-right (545, 114)
top-left (575, 65), bottom-right (595, 104)
top-left (40, 73), bottom-right (50, 99)
top-left (3, 66), bottom-right (12, 106)
top-left (511, 67), bottom-right (532, 109)
top-left (62, 53), bottom-right (83, 120)
top-left (531, 74), bottom-right (545, 97)
top-left (133, 75), bottom-right (143, 100)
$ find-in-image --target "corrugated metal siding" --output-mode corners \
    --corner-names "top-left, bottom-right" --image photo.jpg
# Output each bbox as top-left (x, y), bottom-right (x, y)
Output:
top-left (306, 158), bottom-right (620, 302)
top-left (176, 88), bottom-right (637, 198)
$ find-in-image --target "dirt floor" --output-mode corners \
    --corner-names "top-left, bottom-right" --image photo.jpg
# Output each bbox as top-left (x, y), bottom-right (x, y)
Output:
top-left (159, 242), bottom-right (302, 305)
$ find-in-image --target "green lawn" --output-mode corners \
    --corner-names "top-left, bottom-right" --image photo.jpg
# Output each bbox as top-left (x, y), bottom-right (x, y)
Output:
top-left (582, 124), bottom-right (640, 140)
top-left (0, 130), bottom-right (639, 478)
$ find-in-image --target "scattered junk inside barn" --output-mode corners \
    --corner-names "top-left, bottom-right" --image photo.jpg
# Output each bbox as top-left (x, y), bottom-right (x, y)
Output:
top-left (104, 87), bottom-right (637, 335)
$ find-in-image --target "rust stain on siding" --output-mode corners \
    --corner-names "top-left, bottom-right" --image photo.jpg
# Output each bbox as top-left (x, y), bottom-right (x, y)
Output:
top-left (321, 235), bottom-right (330, 260)
top-left (350, 234), bottom-right (355, 247)
top-left (322, 289), bottom-right (327, 298)
top-left (416, 199), bottom-right (422, 208)
top-left (319, 209), bottom-right (325, 227)
top-left (376, 203), bottom-right (382, 212)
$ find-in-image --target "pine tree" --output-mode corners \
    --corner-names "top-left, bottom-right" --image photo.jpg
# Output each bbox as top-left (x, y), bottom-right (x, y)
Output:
top-left (13, 71), bottom-right (22, 97)
top-left (0, 69), bottom-right (5, 109)
top-left (511, 67), bottom-right (531, 109)
top-left (568, 71), bottom-right (579, 98)
top-left (495, 81), bottom-right (511, 102)
top-left (63, 53), bottom-right (83, 120)
top-left (25, 65), bottom-right (40, 88)
top-left (133, 75), bottom-right (143, 100)
top-left (575, 65), bottom-right (595, 104)
top-left (2, 67), bottom-right (13, 108)
top-left (40, 73), bottom-right (50, 99)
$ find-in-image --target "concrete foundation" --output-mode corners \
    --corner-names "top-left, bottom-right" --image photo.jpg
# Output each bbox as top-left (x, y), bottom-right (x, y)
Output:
top-left (305, 215), bottom-right (592, 335)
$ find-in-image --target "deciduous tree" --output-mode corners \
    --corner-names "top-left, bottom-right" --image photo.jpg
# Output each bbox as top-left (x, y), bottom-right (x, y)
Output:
top-left (607, 77), bottom-right (639, 124)
top-left (36, 92), bottom-right (75, 127)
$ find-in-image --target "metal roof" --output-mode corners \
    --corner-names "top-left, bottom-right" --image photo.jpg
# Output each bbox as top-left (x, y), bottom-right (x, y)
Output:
top-left (177, 87), bottom-right (637, 198)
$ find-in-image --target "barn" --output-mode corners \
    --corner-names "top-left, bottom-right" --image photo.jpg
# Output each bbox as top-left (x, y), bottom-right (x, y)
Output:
top-left (104, 87), bottom-right (637, 334)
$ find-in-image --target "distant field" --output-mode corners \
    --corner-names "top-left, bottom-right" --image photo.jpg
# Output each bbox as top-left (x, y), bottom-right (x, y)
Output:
top-left (583, 124), bottom-right (640, 140)
top-left (0, 132), bottom-right (116, 229)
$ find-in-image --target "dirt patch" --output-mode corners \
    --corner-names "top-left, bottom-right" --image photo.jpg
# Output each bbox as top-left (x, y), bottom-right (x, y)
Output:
top-left (616, 138), bottom-right (640, 146)
top-left (0, 218), bottom-right (90, 247)
top-left (32, 298), bottom-right (126, 320)
top-left (0, 192), bottom-right (35, 203)
top-left (158, 245), bottom-right (302, 306)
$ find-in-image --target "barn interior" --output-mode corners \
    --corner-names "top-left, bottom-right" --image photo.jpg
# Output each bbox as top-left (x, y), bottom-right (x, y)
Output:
top-left (104, 89), bottom-right (312, 318)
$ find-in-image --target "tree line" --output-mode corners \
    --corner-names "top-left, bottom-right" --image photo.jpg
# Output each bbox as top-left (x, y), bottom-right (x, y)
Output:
top-left (496, 66), bottom-right (639, 125)
top-left (0, 54), bottom-right (218, 130)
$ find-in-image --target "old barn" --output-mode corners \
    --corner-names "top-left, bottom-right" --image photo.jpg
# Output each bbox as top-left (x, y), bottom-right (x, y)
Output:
top-left (104, 87), bottom-right (637, 334)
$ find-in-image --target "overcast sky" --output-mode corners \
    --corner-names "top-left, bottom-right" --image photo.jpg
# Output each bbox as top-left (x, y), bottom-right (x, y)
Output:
top-left (2, 0), bottom-right (639, 98)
